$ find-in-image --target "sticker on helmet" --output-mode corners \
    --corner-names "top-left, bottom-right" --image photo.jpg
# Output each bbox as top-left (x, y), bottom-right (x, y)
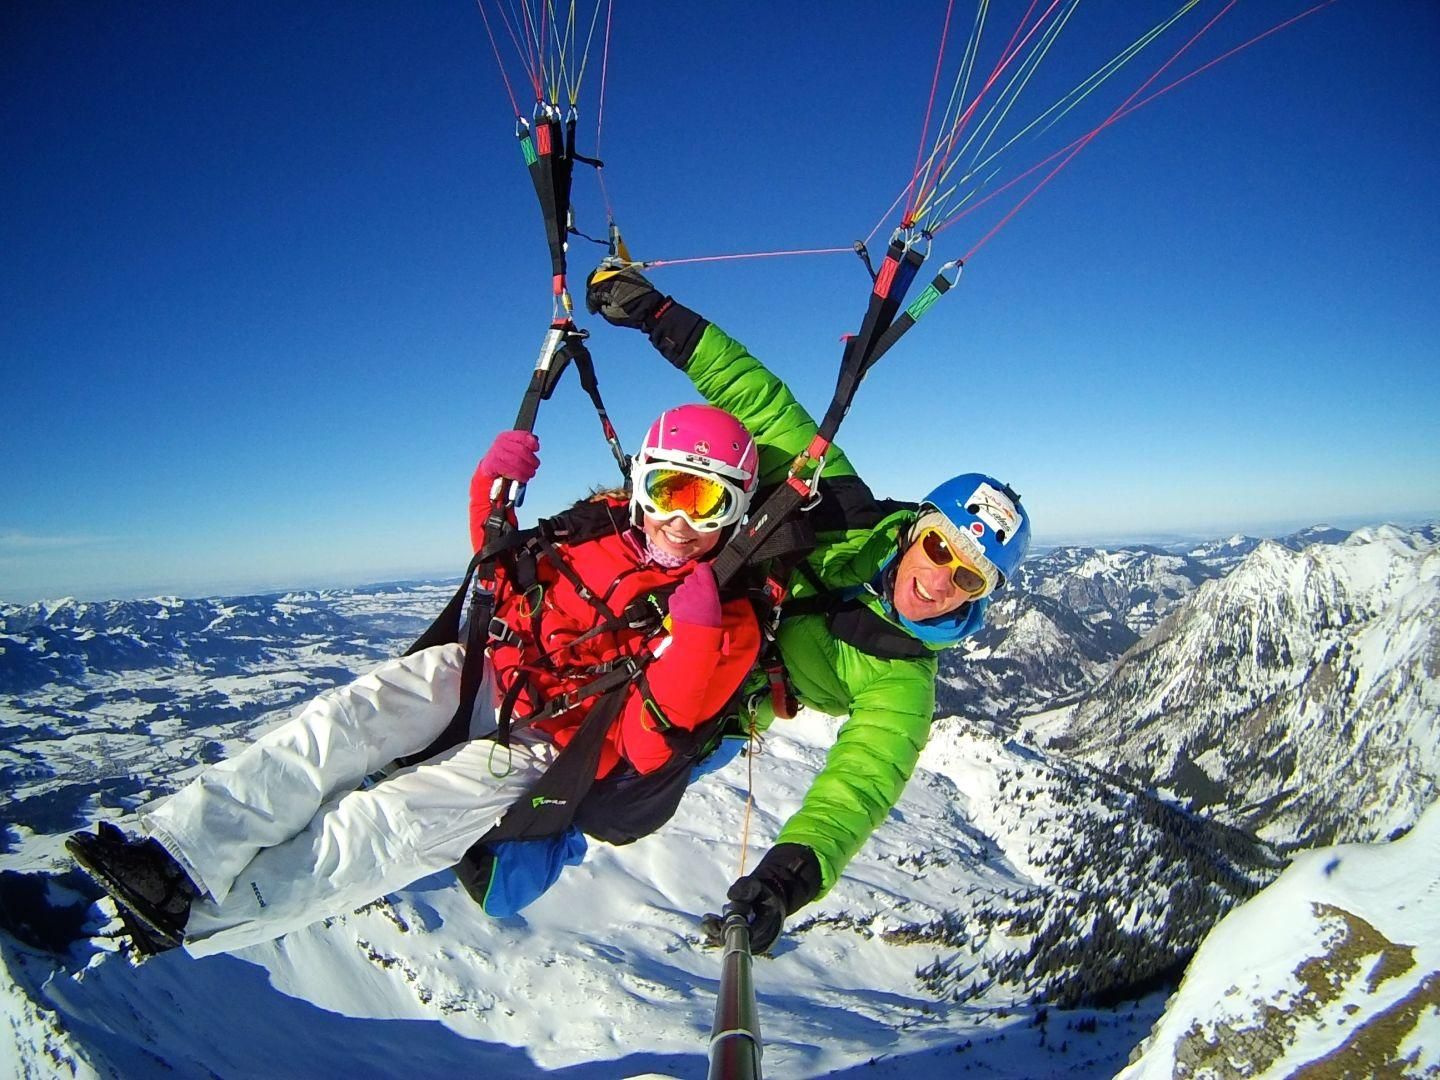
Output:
top-left (965, 482), bottom-right (1022, 544)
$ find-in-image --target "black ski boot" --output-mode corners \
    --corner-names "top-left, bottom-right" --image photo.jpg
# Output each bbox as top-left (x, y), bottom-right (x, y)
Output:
top-left (67, 821), bottom-right (198, 955)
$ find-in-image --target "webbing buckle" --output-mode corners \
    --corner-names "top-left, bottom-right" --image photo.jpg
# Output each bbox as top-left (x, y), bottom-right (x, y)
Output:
top-left (762, 576), bottom-right (787, 609)
top-left (487, 617), bottom-right (521, 650)
top-left (766, 662), bottom-right (797, 721)
top-left (786, 434), bottom-right (830, 510)
top-left (641, 696), bottom-right (672, 733)
top-left (629, 594), bottom-right (665, 630)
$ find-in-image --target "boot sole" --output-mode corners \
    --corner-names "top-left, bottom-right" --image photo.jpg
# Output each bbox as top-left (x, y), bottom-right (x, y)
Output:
top-left (66, 834), bottom-right (186, 953)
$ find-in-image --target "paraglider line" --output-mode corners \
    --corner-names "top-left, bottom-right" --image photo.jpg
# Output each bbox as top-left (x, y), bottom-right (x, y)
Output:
top-left (920, 0), bottom-right (1066, 219)
top-left (645, 246), bottom-right (854, 269)
top-left (903, 0), bottom-right (957, 226)
top-left (476, 0), bottom-right (523, 116)
top-left (1126, 0), bottom-right (1341, 119)
top-left (595, 0), bottom-right (617, 221)
top-left (931, 1), bottom-right (1318, 242)
top-left (958, 0), bottom-right (1244, 261)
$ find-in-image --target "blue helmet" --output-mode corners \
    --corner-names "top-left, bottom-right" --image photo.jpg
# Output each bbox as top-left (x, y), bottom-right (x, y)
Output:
top-left (920, 473), bottom-right (1031, 586)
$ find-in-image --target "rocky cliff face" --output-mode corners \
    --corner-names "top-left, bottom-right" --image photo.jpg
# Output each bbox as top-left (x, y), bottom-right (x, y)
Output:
top-left (1048, 526), bottom-right (1440, 850)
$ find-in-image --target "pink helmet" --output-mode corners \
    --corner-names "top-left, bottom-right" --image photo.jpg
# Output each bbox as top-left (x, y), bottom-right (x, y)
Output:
top-left (630, 404), bottom-right (759, 531)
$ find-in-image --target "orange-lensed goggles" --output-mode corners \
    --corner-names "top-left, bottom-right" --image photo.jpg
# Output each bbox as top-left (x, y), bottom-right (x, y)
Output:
top-left (636, 465), bottom-right (743, 530)
top-left (916, 526), bottom-right (995, 597)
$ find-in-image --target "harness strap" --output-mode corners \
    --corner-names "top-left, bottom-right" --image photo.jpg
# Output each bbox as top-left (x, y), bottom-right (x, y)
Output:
top-left (480, 674), bottom-right (631, 844)
top-left (818, 238), bottom-right (925, 436)
top-left (563, 330), bottom-right (631, 481)
top-left (396, 560), bottom-right (495, 768)
top-left (403, 549), bottom-right (482, 657)
top-left (784, 562), bottom-right (932, 661)
top-left (861, 260), bottom-right (961, 374)
top-left (710, 241), bottom-right (927, 594)
top-left (519, 109), bottom-right (572, 294)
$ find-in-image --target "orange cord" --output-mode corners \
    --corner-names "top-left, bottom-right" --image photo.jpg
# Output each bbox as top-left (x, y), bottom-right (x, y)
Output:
top-left (736, 712), bottom-right (758, 877)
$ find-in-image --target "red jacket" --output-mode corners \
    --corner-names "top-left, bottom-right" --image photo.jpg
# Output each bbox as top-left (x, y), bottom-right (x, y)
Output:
top-left (470, 467), bottom-right (760, 778)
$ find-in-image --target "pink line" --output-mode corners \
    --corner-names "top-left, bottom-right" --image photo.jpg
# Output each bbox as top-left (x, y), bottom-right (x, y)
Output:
top-left (646, 246), bottom-right (854, 269)
top-left (475, 1), bottom-right (521, 116)
top-left (904, 0), bottom-right (957, 225)
top-left (960, 0), bottom-right (1243, 261)
top-left (922, 0), bottom-right (1066, 220)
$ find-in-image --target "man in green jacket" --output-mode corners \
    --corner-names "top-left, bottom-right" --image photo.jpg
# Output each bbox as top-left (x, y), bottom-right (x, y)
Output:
top-left (587, 267), bottom-right (1033, 953)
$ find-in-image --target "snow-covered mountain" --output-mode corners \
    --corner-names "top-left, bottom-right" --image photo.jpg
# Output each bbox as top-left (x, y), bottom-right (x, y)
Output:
top-left (1120, 800), bottom-right (1440, 1078)
top-left (938, 524), bottom-right (1378, 727)
top-left (2, 703), bottom-right (1264, 1077)
top-left (1, 580), bottom-right (1290, 1077)
top-left (2, 521), bottom-right (1434, 1076)
top-left (938, 545), bottom-right (1221, 723)
top-left (1043, 525), bottom-right (1440, 851)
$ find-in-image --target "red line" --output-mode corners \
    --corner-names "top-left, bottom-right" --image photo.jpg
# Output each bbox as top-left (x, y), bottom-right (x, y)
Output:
top-left (995, 0), bottom-right (1045, 82)
top-left (923, 0), bottom-right (1065, 218)
top-left (903, 0), bottom-right (957, 226)
top-left (1125, 0), bottom-right (1340, 118)
top-left (960, 0), bottom-right (1243, 261)
top-left (495, 1), bottom-right (541, 102)
top-left (475, 1), bottom-right (522, 117)
top-left (519, 2), bottom-right (543, 101)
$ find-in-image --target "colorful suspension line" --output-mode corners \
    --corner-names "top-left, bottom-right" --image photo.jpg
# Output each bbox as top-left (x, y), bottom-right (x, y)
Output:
top-left (955, 0), bottom-right (1245, 261)
top-left (913, 0), bottom-right (1202, 237)
top-left (478, 0), bottom-right (618, 315)
top-left (875, 1), bottom-right (1342, 266)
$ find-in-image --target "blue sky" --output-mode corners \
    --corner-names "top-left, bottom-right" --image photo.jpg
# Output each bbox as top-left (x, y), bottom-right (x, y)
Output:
top-left (3, 2), bottom-right (1437, 603)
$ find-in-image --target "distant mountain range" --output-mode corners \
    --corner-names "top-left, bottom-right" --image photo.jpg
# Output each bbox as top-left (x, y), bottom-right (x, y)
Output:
top-left (0, 587), bottom-right (448, 694)
top-left (935, 522), bottom-right (1411, 724)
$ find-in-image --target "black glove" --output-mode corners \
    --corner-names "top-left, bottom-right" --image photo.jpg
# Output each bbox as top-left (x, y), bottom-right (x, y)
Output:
top-left (585, 265), bottom-right (667, 329)
top-left (586, 263), bottom-right (710, 369)
top-left (701, 843), bottom-right (823, 954)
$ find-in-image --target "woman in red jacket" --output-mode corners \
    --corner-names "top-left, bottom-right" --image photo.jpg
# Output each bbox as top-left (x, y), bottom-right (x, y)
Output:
top-left (472, 404), bottom-right (762, 783)
top-left (67, 404), bottom-right (763, 957)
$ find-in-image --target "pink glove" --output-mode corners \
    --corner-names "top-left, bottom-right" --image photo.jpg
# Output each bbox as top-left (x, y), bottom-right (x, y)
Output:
top-left (668, 562), bottom-right (721, 629)
top-left (479, 430), bottom-right (540, 483)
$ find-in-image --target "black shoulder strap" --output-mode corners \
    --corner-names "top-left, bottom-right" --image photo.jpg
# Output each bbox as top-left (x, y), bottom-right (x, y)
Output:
top-left (823, 600), bottom-right (931, 661)
top-left (803, 475), bottom-right (916, 534)
top-left (538, 497), bottom-right (631, 546)
top-left (784, 562), bottom-right (930, 661)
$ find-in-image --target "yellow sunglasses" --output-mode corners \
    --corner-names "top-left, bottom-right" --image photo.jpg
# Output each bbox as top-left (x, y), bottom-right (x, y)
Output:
top-left (915, 526), bottom-right (994, 596)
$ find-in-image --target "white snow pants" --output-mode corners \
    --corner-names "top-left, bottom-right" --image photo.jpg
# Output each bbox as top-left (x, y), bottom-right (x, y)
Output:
top-left (139, 643), bottom-right (556, 958)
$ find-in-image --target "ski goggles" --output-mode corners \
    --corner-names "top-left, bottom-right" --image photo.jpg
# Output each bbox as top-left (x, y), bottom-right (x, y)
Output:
top-left (915, 526), bottom-right (998, 597)
top-left (633, 463), bottom-right (747, 531)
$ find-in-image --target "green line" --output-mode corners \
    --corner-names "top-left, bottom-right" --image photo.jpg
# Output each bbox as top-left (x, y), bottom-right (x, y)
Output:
top-left (920, 0), bottom-right (1081, 230)
top-left (929, 0), bottom-right (1204, 233)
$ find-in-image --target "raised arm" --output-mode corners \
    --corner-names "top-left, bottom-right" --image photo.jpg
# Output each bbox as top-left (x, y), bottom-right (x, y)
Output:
top-left (586, 266), bottom-right (857, 485)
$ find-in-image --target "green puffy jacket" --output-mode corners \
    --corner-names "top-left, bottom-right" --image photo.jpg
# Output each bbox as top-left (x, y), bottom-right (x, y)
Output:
top-left (681, 320), bottom-right (985, 895)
